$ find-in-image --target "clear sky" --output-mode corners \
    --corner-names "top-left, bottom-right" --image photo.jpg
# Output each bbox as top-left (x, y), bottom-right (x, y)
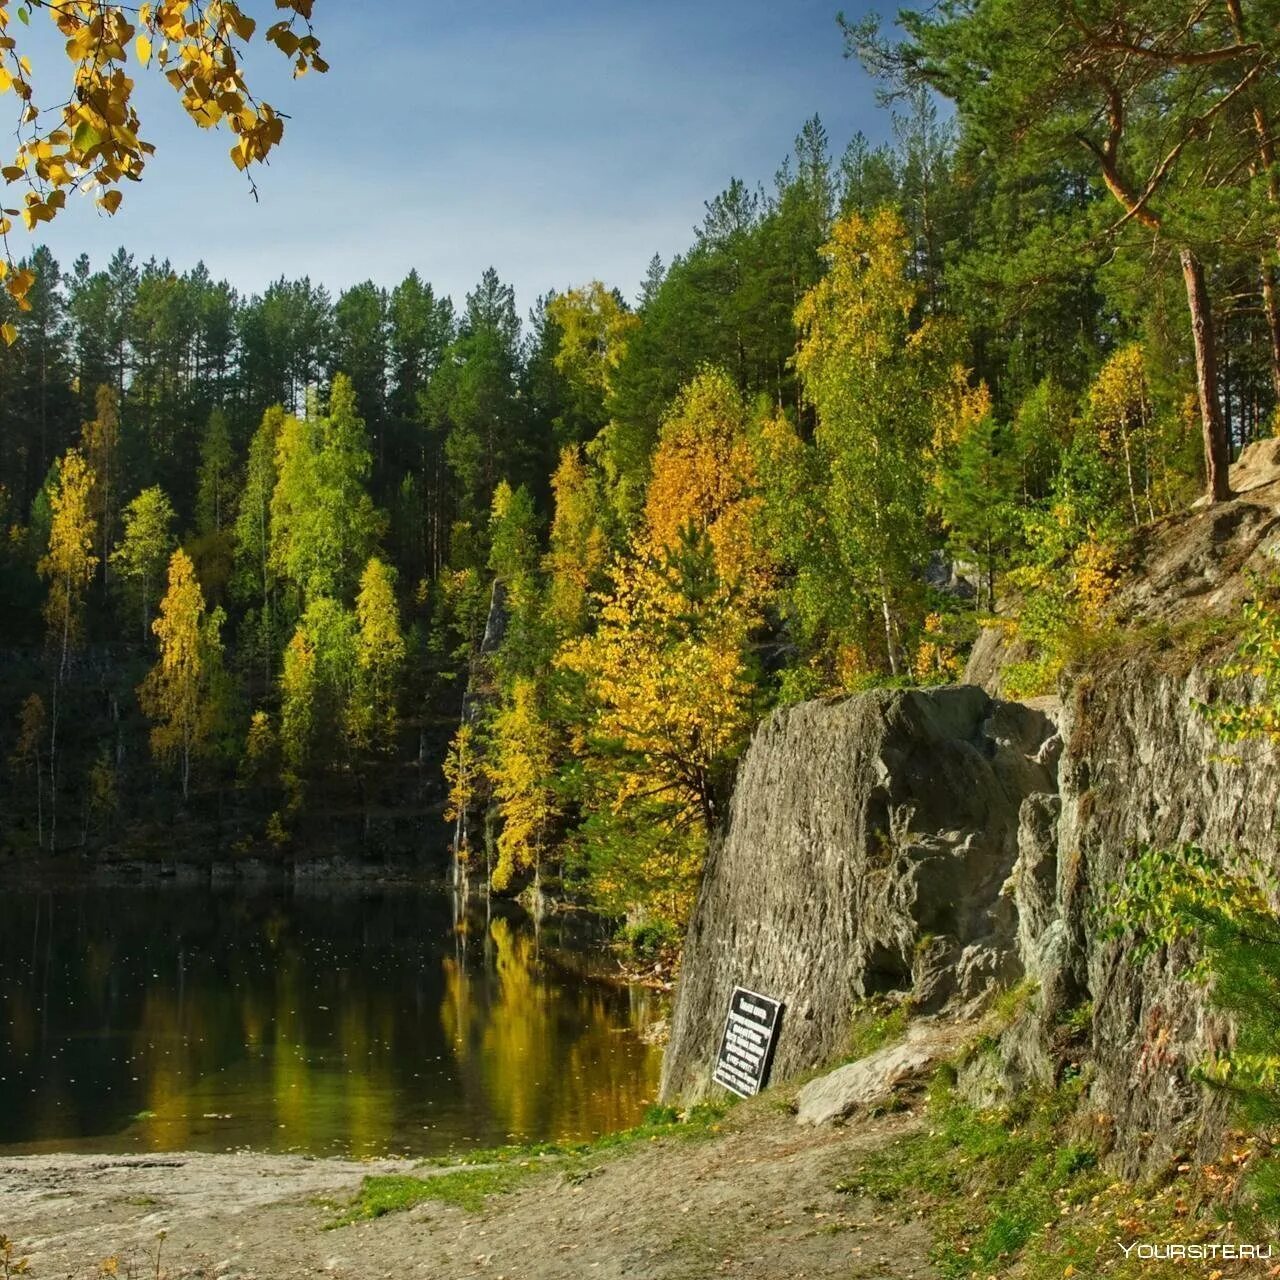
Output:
top-left (25, 1), bottom-right (894, 314)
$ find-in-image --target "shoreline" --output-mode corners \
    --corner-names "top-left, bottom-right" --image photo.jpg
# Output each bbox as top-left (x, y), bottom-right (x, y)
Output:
top-left (0, 1099), bottom-right (931, 1280)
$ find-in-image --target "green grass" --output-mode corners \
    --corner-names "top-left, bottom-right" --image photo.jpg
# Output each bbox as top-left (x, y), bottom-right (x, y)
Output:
top-left (329, 1101), bottom-right (731, 1228)
top-left (331, 1166), bottom-right (538, 1225)
top-left (845, 997), bottom-right (910, 1061)
top-left (835, 1071), bottom-right (1271, 1279)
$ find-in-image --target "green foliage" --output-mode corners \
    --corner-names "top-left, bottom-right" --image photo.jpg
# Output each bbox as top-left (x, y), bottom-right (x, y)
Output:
top-left (1105, 843), bottom-right (1280, 1126)
top-left (269, 375), bottom-right (384, 606)
top-left (111, 484), bottom-right (175, 643)
top-left (1198, 573), bottom-right (1280, 743)
top-left (939, 414), bottom-right (1018, 612)
top-left (194, 409), bottom-right (234, 537)
top-left (348, 557), bottom-right (404, 753)
top-left (617, 917), bottom-right (682, 963)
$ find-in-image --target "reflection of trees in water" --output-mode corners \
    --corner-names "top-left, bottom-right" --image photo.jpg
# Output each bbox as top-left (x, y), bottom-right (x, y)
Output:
top-left (0, 888), bottom-right (660, 1154)
top-left (441, 915), bottom-right (663, 1145)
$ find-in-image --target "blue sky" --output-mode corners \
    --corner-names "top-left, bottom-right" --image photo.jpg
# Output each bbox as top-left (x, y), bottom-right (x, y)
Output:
top-left (25, 1), bottom-right (894, 313)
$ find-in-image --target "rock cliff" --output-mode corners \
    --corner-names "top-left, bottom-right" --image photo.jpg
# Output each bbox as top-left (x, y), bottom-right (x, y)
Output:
top-left (660, 685), bottom-right (1058, 1099)
top-left (661, 443), bottom-right (1280, 1175)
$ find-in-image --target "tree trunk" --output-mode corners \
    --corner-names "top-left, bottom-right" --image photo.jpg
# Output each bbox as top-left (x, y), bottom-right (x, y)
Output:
top-left (1262, 263), bottom-right (1280, 405)
top-left (1179, 248), bottom-right (1232, 502)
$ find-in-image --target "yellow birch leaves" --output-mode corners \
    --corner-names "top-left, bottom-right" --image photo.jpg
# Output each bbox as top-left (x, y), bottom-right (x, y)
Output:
top-left (0, 1), bottom-right (325, 336)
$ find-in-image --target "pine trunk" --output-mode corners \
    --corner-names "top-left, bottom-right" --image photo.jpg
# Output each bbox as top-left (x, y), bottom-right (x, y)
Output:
top-left (1179, 249), bottom-right (1232, 503)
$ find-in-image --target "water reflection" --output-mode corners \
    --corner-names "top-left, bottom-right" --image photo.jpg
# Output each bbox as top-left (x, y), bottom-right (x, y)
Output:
top-left (0, 886), bottom-right (664, 1157)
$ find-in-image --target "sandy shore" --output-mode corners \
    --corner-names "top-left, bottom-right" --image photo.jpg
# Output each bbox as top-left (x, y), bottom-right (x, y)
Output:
top-left (0, 1106), bottom-right (935, 1279)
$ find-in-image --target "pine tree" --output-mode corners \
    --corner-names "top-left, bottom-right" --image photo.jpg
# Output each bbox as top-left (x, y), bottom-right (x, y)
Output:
top-left (232, 406), bottom-right (284, 688)
top-left (940, 415), bottom-right (1019, 612)
top-left (195, 409), bottom-right (235, 536)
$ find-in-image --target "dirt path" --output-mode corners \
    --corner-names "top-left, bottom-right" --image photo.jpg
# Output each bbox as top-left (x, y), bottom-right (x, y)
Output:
top-left (0, 1105), bottom-right (935, 1280)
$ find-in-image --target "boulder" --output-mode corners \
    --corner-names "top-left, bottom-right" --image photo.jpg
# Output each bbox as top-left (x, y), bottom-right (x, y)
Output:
top-left (795, 1025), bottom-right (958, 1125)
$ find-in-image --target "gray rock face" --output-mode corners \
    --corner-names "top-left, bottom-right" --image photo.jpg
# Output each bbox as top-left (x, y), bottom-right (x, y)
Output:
top-left (659, 685), bottom-right (1057, 1102)
top-left (1045, 661), bottom-right (1278, 1174)
top-left (661, 652), bottom-right (1280, 1174)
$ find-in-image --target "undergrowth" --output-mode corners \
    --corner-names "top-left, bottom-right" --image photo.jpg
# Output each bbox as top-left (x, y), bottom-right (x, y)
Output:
top-left (836, 1073), bottom-right (1274, 1278)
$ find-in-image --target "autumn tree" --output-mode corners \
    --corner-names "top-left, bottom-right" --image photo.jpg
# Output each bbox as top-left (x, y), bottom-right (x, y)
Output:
top-left (138, 548), bottom-right (226, 800)
top-left (557, 367), bottom-right (769, 928)
top-left (487, 677), bottom-right (557, 893)
top-left (543, 445), bottom-right (610, 638)
top-left (546, 282), bottom-right (637, 439)
top-left (348, 557), bottom-right (405, 754)
top-left (443, 721), bottom-right (481, 865)
top-left (0, 1), bottom-right (326, 328)
top-left (111, 485), bottom-right (176, 643)
top-left (791, 208), bottom-right (962, 679)
top-left (270, 375), bottom-right (383, 606)
top-left (37, 446), bottom-right (96, 849)
top-left (80, 383), bottom-right (119, 582)
top-left (279, 595), bottom-right (356, 785)
top-left (1085, 344), bottom-right (1161, 528)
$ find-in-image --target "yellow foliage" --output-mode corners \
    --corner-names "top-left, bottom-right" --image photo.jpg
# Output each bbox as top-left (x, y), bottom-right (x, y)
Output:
top-left (546, 281), bottom-right (637, 400)
top-left (0, 1), bottom-right (325, 326)
top-left (38, 447), bottom-right (97, 655)
top-left (137, 547), bottom-right (222, 796)
top-left (912, 613), bottom-right (962, 683)
top-left (1071, 536), bottom-right (1121, 621)
top-left (643, 366), bottom-right (770, 599)
top-left (487, 678), bottom-right (557, 891)
top-left (443, 722), bottom-right (480, 830)
top-left (245, 709), bottom-right (273, 762)
top-left (279, 624), bottom-right (316, 773)
top-left (349, 556), bottom-right (404, 752)
top-left (543, 445), bottom-right (609, 636)
top-left (794, 207), bottom-right (916, 375)
top-left (558, 547), bottom-right (757, 832)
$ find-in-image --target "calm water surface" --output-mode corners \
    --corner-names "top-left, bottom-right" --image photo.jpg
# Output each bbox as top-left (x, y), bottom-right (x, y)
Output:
top-left (0, 885), bottom-right (664, 1157)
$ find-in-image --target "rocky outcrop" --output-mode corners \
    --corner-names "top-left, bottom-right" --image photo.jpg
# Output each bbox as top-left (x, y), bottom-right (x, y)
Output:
top-left (664, 454), bottom-right (1280, 1175)
top-left (660, 685), bottom-right (1058, 1101)
top-left (999, 659), bottom-right (1277, 1175)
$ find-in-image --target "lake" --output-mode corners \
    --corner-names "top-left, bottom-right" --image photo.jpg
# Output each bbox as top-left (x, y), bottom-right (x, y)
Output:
top-left (0, 884), bottom-right (665, 1158)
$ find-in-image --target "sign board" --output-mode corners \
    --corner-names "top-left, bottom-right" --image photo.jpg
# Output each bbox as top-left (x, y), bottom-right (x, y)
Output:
top-left (712, 985), bottom-right (784, 1098)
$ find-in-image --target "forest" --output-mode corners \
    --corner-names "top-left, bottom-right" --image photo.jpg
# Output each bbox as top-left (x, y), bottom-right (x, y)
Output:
top-left (2, 2), bottom-right (1279, 951)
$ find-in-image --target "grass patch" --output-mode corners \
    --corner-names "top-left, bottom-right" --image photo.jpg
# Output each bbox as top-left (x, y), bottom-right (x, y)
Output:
top-left (332, 1166), bottom-right (537, 1225)
top-left (845, 997), bottom-right (910, 1061)
top-left (836, 1072), bottom-right (1272, 1278)
top-left (330, 1101), bottom-right (731, 1228)
top-left (420, 1100), bottom-right (729, 1168)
